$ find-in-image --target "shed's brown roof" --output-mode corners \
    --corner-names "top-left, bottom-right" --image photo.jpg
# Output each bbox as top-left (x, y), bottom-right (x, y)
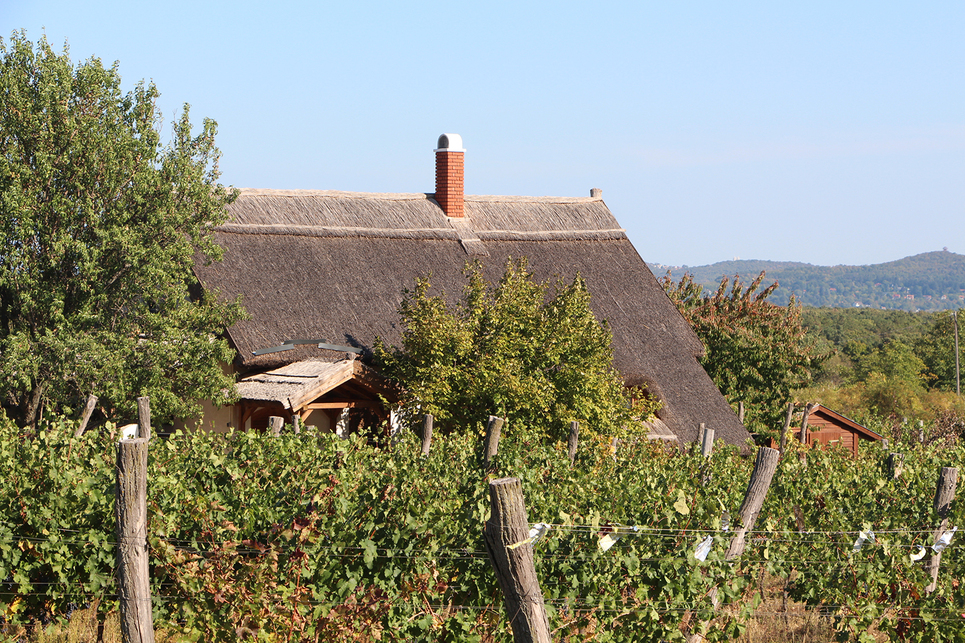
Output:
top-left (195, 189), bottom-right (750, 445)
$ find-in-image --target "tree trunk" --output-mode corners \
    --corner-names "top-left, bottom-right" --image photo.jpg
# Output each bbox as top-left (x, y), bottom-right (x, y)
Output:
top-left (567, 421), bottom-right (579, 465)
top-left (421, 414), bottom-right (433, 456)
top-left (22, 383), bottom-right (44, 429)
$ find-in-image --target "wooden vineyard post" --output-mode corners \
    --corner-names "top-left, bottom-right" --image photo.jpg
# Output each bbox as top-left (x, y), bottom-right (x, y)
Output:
top-left (483, 477), bottom-right (551, 643)
top-left (700, 425), bottom-right (715, 486)
top-left (925, 467), bottom-right (958, 594)
top-left (421, 414), bottom-right (433, 456)
top-left (799, 403), bottom-right (815, 445)
top-left (738, 401), bottom-right (745, 423)
top-left (137, 397), bottom-right (151, 440)
top-left (74, 394), bottom-right (99, 438)
top-left (887, 453), bottom-right (904, 480)
top-left (685, 447), bottom-right (780, 642)
top-left (725, 447), bottom-right (780, 560)
top-left (116, 438), bottom-right (155, 643)
top-left (778, 402), bottom-right (794, 452)
top-left (701, 424), bottom-right (715, 458)
top-left (567, 421), bottom-right (579, 465)
top-left (484, 415), bottom-right (504, 468)
top-left (269, 415), bottom-right (284, 436)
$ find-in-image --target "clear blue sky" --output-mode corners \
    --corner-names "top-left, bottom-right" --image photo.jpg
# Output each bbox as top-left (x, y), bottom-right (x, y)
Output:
top-left (4, 1), bottom-right (963, 268)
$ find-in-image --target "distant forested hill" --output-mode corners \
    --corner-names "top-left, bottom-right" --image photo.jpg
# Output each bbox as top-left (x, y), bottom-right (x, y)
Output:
top-left (652, 250), bottom-right (965, 311)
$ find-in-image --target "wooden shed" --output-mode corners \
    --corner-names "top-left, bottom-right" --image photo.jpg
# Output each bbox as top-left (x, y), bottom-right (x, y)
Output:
top-left (803, 404), bottom-right (883, 456)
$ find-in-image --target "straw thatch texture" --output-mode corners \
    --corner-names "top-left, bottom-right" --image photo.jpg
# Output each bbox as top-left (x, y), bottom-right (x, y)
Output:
top-left (195, 189), bottom-right (750, 445)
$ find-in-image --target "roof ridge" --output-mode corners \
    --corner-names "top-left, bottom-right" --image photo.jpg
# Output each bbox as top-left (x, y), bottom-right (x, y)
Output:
top-left (233, 188), bottom-right (604, 204)
top-left (234, 189), bottom-right (429, 200)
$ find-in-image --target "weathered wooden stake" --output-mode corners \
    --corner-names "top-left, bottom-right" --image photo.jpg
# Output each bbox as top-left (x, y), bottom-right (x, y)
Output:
top-left (136, 397), bottom-right (151, 440)
top-left (567, 421), bottom-right (579, 465)
top-left (686, 447), bottom-right (781, 642)
top-left (701, 425), bottom-right (715, 458)
top-left (421, 414), bottom-right (434, 456)
top-left (484, 415), bottom-right (504, 468)
top-left (925, 467), bottom-right (958, 594)
top-left (483, 477), bottom-right (551, 643)
top-left (116, 438), bottom-right (155, 643)
top-left (725, 447), bottom-right (781, 560)
top-left (799, 403), bottom-right (815, 445)
top-left (269, 415), bottom-right (284, 436)
top-left (74, 394), bottom-right (99, 438)
top-left (887, 452), bottom-right (904, 480)
top-left (778, 402), bottom-right (794, 452)
top-left (738, 401), bottom-right (745, 424)
top-left (291, 416), bottom-right (302, 434)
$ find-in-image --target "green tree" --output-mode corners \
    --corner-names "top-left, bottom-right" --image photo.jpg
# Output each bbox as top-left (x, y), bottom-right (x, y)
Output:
top-left (853, 339), bottom-right (926, 386)
top-left (661, 271), bottom-right (821, 434)
top-left (375, 258), bottom-right (657, 441)
top-left (917, 311), bottom-right (964, 392)
top-left (0, 33), bottom-right (244, 427)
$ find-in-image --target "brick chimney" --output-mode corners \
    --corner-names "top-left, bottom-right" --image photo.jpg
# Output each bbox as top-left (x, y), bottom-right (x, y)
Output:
top-left (434, 133), bottom-right (465, 218)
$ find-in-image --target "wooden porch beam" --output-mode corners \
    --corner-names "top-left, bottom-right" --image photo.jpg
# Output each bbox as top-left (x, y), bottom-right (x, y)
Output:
top-left (303, 400), bottom-right (382, 410)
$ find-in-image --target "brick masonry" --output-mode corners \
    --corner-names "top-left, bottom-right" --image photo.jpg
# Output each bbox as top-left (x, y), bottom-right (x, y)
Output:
top-left (435, 150), bottom-right (464, 218)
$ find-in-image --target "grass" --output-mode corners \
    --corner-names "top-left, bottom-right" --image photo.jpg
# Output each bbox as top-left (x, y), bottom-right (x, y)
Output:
top-left (1, 580), bottom-right (887, 643)
top-left (0, 607), bottom-right (179, 643)
top-left (732, 571), bottom-right (893, 643)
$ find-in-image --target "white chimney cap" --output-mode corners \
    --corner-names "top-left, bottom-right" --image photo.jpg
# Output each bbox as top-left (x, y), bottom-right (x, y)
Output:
top-left (435, 133), bottom-right (465, 152)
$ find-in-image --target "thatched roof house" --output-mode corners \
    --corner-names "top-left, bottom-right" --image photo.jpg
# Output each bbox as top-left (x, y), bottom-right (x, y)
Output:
top-left (193, 134), bottom-right (750, 445)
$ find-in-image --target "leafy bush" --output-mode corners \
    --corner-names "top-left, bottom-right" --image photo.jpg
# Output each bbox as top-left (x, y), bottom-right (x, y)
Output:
top-left (375, 258), bottom-right (658, 442)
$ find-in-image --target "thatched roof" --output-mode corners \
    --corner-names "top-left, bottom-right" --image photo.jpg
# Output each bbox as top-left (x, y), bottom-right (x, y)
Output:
top-left (195, 189), bottom-right (751, 445)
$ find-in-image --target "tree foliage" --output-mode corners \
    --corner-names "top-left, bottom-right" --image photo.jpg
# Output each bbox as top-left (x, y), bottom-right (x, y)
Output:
top-left (797, 309), bottom-right (965, 428)
top-left (916, 312), bottom-right (964, 393)
top-left (682, 250), bottom-right (965, 311)
top-left (375, 258), bottom-right (656, 441)
top-left (661, 271), bottom-right (821, 433)
top-left (0, 33), bottom-right (244, 427)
